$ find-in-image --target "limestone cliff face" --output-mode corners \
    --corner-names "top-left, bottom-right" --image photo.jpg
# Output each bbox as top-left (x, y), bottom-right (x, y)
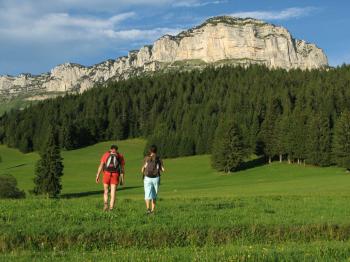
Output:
top-left (0, 16), bottom-right (328, 100)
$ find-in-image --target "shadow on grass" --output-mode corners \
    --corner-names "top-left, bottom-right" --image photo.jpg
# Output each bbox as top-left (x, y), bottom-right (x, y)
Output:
top-left (238, 156), bottom-right (266, 171)
top-left (4, 163), bottom-right (27, 170)
top-left (61, 186), bottom-right (142, 199)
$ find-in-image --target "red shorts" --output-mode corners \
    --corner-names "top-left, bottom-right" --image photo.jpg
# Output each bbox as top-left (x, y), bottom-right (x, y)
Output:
top-left (103, 172), bottom-right (119, 185)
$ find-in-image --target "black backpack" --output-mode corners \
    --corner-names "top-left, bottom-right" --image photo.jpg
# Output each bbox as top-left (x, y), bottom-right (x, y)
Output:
top-left (104, 153), bottom-right (120, 173)
top-left (145, 157), bottom-right (161, 178)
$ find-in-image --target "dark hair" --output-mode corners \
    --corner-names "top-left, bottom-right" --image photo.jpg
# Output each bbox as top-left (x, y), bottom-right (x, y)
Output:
top-left (149, 144), bottom-right (157, 154)
top-left (110, 145), bottom-right (118, 150)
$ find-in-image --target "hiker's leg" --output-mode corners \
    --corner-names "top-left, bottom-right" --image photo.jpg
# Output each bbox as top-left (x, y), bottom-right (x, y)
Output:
top-left (103, 184), bottom-right (109, 210)
top-left (110, 184), bottom-right (117, 209)
top-left (151, 177), bottom-right (159, 212)
top-left (103, 184), bottom-right (109, 203)
top-left (144, 177), bottom-right (152, 211)
top-left (151, 199), bottom-right (156, 211)
top-left (145, 199), bottom-right (151, 210)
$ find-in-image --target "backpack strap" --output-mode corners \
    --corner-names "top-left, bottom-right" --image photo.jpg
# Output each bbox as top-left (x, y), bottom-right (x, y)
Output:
top-left (116, 153), bottom-right (124, 173)
top-left (104, 151), bottom-right (111, 164)
top-left (156, 156), bottom-right (161, 169)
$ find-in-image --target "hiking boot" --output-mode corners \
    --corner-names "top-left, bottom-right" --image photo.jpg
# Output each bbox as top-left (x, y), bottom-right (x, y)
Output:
top-left (146, 209), bottom-right (151, 215)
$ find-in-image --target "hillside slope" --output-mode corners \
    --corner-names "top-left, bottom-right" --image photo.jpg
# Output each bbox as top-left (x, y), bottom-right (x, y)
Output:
top-left (0, 139), bottom-right (349, 197)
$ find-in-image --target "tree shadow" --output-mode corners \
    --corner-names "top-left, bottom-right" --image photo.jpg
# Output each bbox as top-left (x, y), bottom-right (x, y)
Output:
top-left (61, 186), bottom-right (142, 199)
top-left (237, 156), bottom-right (266, 171)
top-left (4, 164), bottom-right (27, 170)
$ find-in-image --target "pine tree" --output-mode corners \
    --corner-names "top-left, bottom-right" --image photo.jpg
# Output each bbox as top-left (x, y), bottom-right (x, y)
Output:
top-left (60, 122), bottom-right (76, 150)
top-left (178, 136), bottom-right (195, 156)
top-left (259, 99), bottom-right (282, 163)
top-left (33, 128), bottom-right (64, 197)
top-left (289, 109), bottom-right (308, 164)
top-left (306, 114), bottom-right (332, 166)
top-left (274, 116), bottom-right (288, 163)
top-left (211, 121), bottom-right (245, 173)
top-left (333, 111), bottom-right (350, 171)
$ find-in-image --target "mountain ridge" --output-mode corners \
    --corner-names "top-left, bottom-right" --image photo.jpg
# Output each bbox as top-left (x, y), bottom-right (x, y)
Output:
top-left (0, 16), bottom-right (328, 101)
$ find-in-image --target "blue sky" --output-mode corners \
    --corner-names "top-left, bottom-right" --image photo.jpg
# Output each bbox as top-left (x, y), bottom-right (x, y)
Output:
top-left (0, 0), bottom-right (349, 76)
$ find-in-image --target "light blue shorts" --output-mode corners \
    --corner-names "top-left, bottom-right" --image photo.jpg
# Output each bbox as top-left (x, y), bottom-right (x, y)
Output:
top-left (144, 176), bottom-right (160, 200)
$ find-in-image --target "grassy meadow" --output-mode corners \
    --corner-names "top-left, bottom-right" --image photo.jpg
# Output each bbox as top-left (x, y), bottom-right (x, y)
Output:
top-left (1, 139), bottom-right (350, 261)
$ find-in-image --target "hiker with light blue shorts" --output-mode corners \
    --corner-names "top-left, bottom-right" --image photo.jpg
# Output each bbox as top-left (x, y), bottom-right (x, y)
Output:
top-left (141, 145), bottom-right (165, 214)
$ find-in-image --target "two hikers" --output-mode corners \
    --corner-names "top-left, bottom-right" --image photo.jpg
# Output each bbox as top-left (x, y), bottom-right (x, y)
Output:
top-left (96, 144), bottom-right (165, 214)
top-left (96, 145), bottom-right (125, 211)
top-left (141, 145), bottom-right (165, 214)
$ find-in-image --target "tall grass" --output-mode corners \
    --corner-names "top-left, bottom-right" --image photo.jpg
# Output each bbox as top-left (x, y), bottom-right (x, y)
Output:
top-left (1, 197), bottom-right (350, 253)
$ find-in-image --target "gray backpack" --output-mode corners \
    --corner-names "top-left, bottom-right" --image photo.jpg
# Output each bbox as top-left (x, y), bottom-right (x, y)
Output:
top-left (103, 153), bottom-right (120, 173)
top-left (145, 157), bottom-right (161, 178)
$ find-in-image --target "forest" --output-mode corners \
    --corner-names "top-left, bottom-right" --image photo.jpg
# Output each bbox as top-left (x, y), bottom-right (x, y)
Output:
top-left (1, 65), bottom-right (350, 170)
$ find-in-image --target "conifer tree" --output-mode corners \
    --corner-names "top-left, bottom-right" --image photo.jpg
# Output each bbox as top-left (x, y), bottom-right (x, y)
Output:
top-left (60, 122), bottom-right (76, 150)
top-left (259, 99), bottom-right (282, 163)
top-left (211, 121), bottom-right (245, 173)
top-left (333, 111), bottom-right (350, 171)
top-left (289, 109), bottom-right (308, 164)
top-left (178, 136), bottom-right (195, 156)
top-left (306, 114), bottom-right (332, 166)
top-left (33, 127), bottom-right (64, 197)
top-left (274, 116), bottom-right (288, 163)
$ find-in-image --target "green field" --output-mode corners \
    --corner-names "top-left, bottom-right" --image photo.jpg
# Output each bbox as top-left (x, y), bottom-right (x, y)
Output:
top-left (1, 139), bottom-right (350, 261)
top-left (0, 97), bottom-right (36, 116)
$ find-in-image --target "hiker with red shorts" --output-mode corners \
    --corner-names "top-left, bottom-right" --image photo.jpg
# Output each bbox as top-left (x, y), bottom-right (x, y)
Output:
top-left (96, 145), bottom-right (125, 211)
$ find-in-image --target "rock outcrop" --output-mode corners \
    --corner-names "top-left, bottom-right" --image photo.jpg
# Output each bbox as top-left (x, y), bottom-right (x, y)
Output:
top-left (0, 16), bottom-right (328, 101)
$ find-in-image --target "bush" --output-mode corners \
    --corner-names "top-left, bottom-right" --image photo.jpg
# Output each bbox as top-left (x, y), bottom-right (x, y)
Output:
top-left (0, 174), bottom-right (25, 199)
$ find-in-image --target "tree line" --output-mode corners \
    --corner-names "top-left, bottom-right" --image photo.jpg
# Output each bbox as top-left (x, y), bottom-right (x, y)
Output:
top-left (0, 65), bottom-right (350, 171)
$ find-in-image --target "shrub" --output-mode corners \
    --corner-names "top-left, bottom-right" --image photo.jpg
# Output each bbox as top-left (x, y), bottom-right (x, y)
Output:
top-left (0, 174), bottom-right (25, 199)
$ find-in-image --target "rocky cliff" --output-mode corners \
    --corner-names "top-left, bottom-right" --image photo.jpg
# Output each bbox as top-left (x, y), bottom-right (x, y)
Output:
top-left (0, 16), bottom-right (328, 101)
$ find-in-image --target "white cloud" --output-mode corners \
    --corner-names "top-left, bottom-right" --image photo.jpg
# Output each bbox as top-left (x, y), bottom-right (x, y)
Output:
top-left (0, 0), bottom-right (174, 14)
top-left (0, 10), bottom-right (182, 43)
top-left (104, 27), bottom-right (183, 41)
top-left (0, 1), bottom-right (184, 75)
top-left (0, 11), bottom-right (137, 42)
top-left (38, 12), bottom-right (136, 30)
top-left (173, 0), bottom-right (226, 8)
top-left (0, 0), bottom-right (182, 43)
top-left (230, 7), bottom-right (318, 20)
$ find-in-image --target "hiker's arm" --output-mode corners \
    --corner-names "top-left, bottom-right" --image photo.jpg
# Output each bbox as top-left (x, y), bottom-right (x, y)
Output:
top-left (141, 162), bottom-right (147, 174)
top-left (120, 156), bottom-right (125, 185)
top-left (161, 160), bottom-right (165, 172)
top-left (121, 166), bottom-right (125, 184)
top-left (120, 173), bottom-right (125, 185)
top-left (96, 162), bottom-right (103, 183)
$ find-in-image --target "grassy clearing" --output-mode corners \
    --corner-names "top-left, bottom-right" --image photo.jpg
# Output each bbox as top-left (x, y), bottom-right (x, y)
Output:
top-left (1, 139), bottom-right (350, 260)
top-left (0, 97), bottom-right (36, 116)
top-left (1, 138), bottom-right (349, 198)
